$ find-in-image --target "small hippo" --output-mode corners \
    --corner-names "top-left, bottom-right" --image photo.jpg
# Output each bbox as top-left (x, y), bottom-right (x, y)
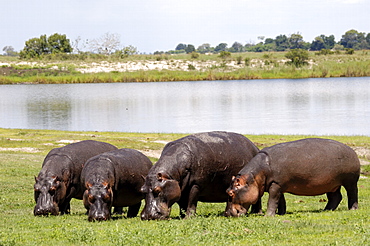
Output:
top-left (81, 148), bottom-right (152, 221)
top-left (140, 131), bottom-right (260, 220)
top-left (34, 140), bottom-right (117, 216)
top-left (225, 138), bottom-right (360, 217)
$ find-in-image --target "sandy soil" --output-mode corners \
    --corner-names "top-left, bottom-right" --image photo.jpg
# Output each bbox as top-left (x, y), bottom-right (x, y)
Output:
top-left (0, 58), bottom-right (299, 74)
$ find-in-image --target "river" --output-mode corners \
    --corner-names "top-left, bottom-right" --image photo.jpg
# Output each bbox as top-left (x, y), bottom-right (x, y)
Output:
top-left (0, 77), bottom-right (369, 135)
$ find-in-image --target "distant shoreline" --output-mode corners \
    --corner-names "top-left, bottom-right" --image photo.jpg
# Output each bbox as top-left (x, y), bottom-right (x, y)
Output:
top-left (1, 51), bottom-right (369, 84)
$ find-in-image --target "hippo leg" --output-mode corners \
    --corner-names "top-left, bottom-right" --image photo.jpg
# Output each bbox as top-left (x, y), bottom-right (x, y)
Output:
top-left (127, 202), bottom-right (141, 218)
top-left (186, 185), bottom-right (200, 218)
top-left (113, 207), bottom-right (123, 214)
top-left (324, 187), bottom-right (342, 211)
top-left (277, 194), bottom-right (287, 215)
top-left (266, 182), bottom-right (282, 216)
top-left (343, 182), bottom-right (359, 210)
top-left (59, 201), bottom-right (71, 215)
top-left (178, 199), bottom-right (188, 218)
top-left (250, 198), bottom-right (263, 214)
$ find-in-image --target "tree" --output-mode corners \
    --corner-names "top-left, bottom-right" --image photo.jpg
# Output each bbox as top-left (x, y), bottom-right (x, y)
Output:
top-left (197, 43), bottom-right (211, 54)
top-left (214, 43), bottom-right (227, 52)
top-left (19, 33), bottom-right (73, 58)
top-left (310, 36), bottom-right (326, 51)
top-left (114, 45), bottom-right (138, 58)
top-left (275, 34), bottom-right (289, 51)
top-left (20, 35), bottom-right (49, 58)
top-left (340, 29), bottom-right (365, 49)
top-left (175, 43), bottom-right (187, 51)
top-left (2, 46), bottom-right (18, 56)
top-left (366, 33), bottom-right (370, 49)
top-left (184, 44), bottom-right (195, 54)
top-left (230, 42), bottom-right (243, 52)
top-left (89, 32), bottom-right (121, 54)
top-left (288, 33), bottom-right (305, 49)
top-left (285, 49), bottom-right (309, 67)
top-left (47, 33), bottom-right (73, 53)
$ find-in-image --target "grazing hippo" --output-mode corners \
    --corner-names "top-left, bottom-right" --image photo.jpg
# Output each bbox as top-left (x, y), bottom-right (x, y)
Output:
top-left (225, 138), bottom-right (360, 217)
top-left (81, 148), bottom-right (152, 221)
top-left (140, 131), bottom-right (260, 220)
top-left (34, 140), bottom-right (117, 216)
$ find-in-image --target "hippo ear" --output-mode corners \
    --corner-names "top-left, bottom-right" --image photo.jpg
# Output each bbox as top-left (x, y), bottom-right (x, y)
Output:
top-left (34, 176), bottom-right (39, 182)
top-left (140, 175), bottom-right (146, 181)
top-left (86, 182), bottom-right (93, 189)
top-left (102, 181), bottom-right (110, 189)
top-left (157, 172), bottom-right (169, 182)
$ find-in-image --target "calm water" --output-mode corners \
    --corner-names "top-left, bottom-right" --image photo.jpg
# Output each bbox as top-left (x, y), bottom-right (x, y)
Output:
top-left (0, 77), bottom-right (369, 135)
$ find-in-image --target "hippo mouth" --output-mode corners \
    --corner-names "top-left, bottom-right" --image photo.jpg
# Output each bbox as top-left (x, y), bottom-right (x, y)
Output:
top-left (225, 203), bottom-right (250, 217)
top-left (34, 204), bottom-right (59, 216)
top-left (88, 215), bottom-right (110, 222)
top-left (141, 203), bottom-right (171, 220)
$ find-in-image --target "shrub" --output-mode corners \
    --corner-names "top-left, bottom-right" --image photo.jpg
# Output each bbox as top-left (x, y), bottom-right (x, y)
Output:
top-left (315, 49), bottom-right (334, 55)
top-left (244, 57), bottom-right (251, 66)
top-left (236, 56), bottom-right (243, 65)
top-left (345, 48), bottom-right (355, 55)
top-left (218, 51), bottom-right (231, 59)
top-left (285, 49), bottom-right (309, 67)
top-left (190, 52), bottom-right (200, 59)
top-left (188, 64), bottom-right (196, 70)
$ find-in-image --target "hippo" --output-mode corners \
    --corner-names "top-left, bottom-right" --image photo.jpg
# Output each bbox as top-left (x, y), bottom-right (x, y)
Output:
top-left (140, 131), bottom-right (260, 220)
top-left (225, 138), bottom-right (360, 217)
top-left (81, 148), bottom-right (153, 221)
top-left (34, 140), bottom-right (117, 216)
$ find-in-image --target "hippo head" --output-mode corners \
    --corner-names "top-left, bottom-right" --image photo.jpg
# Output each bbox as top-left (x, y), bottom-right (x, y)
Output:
top-left (140, 172), bottom-right (181, 220)
top-left (34, 175), bottom-right (66, 216)
top-left (83, 182), bottom-right (113, 222)
top-left (224, 174), bottom-right (262, 217)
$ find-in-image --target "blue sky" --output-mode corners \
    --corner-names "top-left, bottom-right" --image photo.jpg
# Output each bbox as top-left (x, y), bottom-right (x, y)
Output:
top-left (1, 0), bottom-right (369, 53)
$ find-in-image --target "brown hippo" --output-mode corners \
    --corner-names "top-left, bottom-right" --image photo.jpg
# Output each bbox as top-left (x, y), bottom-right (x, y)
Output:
top-left (81, 148), bottom-right (152, 221)
top-left (140, 131), bottom-right (260, 220)
top-left (34, 140), bottom-right (117, 216)
top-left (225, 138), bottom-right (360, 217)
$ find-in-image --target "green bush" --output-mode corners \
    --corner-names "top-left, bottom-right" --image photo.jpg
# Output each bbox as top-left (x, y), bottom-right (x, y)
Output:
top-left (244, 57), bottom-right (251, 66)
top-left (345, 48), bottom-right (355, 55)
top-left (236, 56), bottom-right (243, 65)
top-left (218, 51), bottom-right (231, 59)
top-left (190, 52), bottom-right (200, 59)
top-left (285, 49), bottom-right (309, 67)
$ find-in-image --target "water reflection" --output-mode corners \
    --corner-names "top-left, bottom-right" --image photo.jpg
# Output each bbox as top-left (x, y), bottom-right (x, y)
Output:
top-left (0, 77), bottom-right (369, 135)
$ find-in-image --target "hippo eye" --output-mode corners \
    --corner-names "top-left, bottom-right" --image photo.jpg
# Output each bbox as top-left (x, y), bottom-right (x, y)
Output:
top-left (34, 186), bottom-right (40, 192)
top-left (153, 186), bottom-right (161, 195)
top-left (88, 194), bottom-right (96, 203)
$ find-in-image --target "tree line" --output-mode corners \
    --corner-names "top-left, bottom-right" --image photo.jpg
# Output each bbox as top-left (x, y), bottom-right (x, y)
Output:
top-left (2, 29), bottom-right (369, 58)
top-left (157, 29), bottom-right (370, 54)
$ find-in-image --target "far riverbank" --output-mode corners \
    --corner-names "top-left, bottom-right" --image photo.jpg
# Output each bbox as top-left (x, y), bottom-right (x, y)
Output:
top-left (0, 51), bottom-right (370, 84)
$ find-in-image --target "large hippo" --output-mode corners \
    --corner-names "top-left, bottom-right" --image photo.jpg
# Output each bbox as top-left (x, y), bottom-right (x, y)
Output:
top-left (140, 131), bottom-right (260, 220)
top-left (34, 140), bottom-right (117, 216)
top-left (81, 148), bottom-right (152, 221)
top-left (225, 138), bottom-right (360, 217)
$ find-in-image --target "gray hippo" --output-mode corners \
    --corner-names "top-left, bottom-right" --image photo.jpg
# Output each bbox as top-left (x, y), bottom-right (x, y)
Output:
top-left (225, 138), bottom-right (360, 217)
top-left (140, 131), bottom-right (260, 220)
top-left (81, 148), bottom-right (152, 221)
top-left (34, 140), bottom-right (117, 216)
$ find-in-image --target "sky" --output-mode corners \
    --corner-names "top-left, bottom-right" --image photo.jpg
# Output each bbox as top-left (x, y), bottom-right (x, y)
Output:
top-left (1, 0), bottom-right (370, 54)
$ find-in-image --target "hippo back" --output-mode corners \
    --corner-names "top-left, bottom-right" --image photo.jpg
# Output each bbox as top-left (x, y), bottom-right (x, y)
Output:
top-left (152, 131), bottom-right (259, 202)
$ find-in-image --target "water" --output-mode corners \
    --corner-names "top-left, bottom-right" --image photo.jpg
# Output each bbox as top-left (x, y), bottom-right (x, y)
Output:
top-left (0, 77), bottom-right (369, 135)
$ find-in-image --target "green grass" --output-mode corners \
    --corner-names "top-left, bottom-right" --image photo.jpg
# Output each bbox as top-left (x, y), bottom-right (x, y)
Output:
top-left (1, 128), bottom-right (370, 245)
top-left (1, 51), bottom-right (370, 84)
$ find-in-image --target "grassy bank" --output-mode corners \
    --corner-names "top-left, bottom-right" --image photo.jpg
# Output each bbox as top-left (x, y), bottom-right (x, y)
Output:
top-left (1, 128), bottom-right (370, 245)
top-left (1, 51), bottom-right (370, 84)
